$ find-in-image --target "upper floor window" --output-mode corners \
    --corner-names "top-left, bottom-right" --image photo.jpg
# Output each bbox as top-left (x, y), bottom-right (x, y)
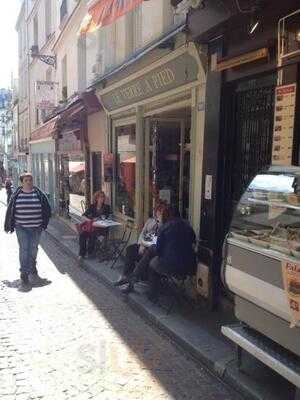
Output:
top-left (60, 0), bottom-right (68, 23)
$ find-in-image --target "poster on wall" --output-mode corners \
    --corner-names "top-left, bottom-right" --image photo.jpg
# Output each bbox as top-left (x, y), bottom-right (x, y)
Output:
top-left (282, 260), bottom-right (300, 328)
top-left (272, 84), bottom-right (297, 166)
top-left (103, 153), bottom-right (114, 182)
top-left (35, 81), bottom-right (57, 110)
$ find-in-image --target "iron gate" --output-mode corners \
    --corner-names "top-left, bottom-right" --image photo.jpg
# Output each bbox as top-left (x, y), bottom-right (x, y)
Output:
top-left (231, 75), bottom-right (276, 202)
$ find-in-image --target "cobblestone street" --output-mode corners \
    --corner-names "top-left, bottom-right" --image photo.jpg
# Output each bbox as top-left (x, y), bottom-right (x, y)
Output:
top-left (0, 200), bottom-right (242, 400)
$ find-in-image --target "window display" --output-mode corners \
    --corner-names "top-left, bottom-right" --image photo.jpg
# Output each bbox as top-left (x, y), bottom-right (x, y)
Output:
top-left (230, 166), bottom-right (300, 258)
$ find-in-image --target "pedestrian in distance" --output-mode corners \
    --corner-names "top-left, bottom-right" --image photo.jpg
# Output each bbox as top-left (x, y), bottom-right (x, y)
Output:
top-left (4, 172), bottom-right (51, 291)
top-left (5, 178), bottom-right (13, 204)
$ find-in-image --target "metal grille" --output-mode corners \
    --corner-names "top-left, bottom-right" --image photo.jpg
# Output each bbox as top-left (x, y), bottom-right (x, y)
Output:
top-left (232, 81), bottom-right (275, 201)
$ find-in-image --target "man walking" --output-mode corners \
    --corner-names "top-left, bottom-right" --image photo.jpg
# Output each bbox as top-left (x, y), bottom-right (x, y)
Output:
top-left (4, 173), bottom-right (51, 290)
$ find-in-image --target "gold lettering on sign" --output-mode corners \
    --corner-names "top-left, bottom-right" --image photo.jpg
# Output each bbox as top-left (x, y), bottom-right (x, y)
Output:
top-left (144, 79), bottom-right (153, 94)
top-left (152, 68), bottom-right (175, 89)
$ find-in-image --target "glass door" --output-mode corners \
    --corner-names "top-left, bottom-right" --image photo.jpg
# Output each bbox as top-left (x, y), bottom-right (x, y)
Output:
top-left (144, 118), bottom-right (191, 219)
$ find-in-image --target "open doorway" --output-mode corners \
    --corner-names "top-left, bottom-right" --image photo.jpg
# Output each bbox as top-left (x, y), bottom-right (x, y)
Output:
top-left (145, 108), bottom-right (191, 220)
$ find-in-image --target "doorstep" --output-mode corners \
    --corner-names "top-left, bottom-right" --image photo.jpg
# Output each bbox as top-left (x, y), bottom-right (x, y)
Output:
top-left (46, 216), bottom-right (296, 400)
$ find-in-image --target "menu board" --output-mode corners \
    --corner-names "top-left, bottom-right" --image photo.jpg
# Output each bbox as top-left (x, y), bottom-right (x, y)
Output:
top-left (272, 84), bottom-right (297, 166)
top-left (282, 260), bottom-right (300, 328)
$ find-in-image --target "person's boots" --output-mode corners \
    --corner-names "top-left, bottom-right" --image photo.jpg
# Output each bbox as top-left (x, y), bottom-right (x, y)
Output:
top-left (19, 273), bottom-right (31, 292)
top-left (20, 273), bottom-right (29, 284)
top-left (113, 276), bottom-right (129, 287)
top-left (120, 282), bottom-right (134, 294)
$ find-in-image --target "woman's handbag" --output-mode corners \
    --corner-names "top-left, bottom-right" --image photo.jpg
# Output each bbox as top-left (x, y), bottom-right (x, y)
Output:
top-left (75, 220), bottom-right (95, 234)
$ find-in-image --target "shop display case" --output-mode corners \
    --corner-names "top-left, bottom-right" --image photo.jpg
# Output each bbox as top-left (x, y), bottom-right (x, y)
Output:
top-left (223, 166), bottom-right (300, 358)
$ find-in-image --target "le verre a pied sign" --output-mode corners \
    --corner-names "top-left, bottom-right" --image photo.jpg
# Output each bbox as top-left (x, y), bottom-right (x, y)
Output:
top-left (35, 81), bottom-right (57, 110)
top-left (100, 52), bottom-right (199, 111)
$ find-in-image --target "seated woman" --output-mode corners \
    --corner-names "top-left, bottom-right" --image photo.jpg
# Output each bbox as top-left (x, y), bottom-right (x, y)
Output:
top-left (115, 203), bottom-right (171, 294)
top-left (147, 207), bottom-right (196, 302)
top-left (78, 191), bottom-right (111, 260)
top-left (114, 201), bottom-right (168, 291)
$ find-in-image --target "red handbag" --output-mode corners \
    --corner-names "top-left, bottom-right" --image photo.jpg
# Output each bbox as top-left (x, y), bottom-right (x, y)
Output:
top-left (75, 220), bottom-right (95, 234)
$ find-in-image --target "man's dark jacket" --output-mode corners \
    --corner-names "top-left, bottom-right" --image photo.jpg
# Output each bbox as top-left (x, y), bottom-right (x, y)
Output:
top-left (156, 217), bottom-right (197, 274)
top-left (4, 186), bottom-right (52, 233)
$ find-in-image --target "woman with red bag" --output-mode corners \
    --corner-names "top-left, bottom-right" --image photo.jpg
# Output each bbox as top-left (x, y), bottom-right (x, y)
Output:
top-left (78, 191), bottom-right (111, 260)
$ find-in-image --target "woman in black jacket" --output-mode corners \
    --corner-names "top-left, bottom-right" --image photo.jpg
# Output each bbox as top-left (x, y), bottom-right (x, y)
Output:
top-left (78, 191), bottom-right (111, 259)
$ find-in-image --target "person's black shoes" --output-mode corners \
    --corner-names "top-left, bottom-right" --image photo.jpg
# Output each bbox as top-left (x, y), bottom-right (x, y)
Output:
top-left (113, 276), bottom-right (129, 287)
top-left (19, 273), bottom-right (31, 292)
top-left (20, 273), bottom-right (29, 284)
top-left (120, 283), bottom-right (134, 294)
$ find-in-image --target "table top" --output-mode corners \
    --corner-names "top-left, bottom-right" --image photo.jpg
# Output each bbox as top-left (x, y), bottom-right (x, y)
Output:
top-left (141, 235), bottom-right (157, 248)
top-left (92, 219), bottom-right (123, 228)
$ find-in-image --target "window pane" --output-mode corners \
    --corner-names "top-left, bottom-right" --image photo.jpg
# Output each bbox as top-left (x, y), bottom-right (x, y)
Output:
top-left (116, 124), bottom-right (136, 218)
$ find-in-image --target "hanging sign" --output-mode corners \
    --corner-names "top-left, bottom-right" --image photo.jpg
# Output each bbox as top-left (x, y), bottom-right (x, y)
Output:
top-left (35, 81), bottom-right (57, 110)
top-left (272, 84), bottom-right (297, 166)
top-left (282, 260), bottom-right (300, 328)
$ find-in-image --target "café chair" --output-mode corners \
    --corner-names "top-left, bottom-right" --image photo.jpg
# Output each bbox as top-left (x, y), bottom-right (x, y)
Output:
top-left (110, 219), bottom-right (134, 269)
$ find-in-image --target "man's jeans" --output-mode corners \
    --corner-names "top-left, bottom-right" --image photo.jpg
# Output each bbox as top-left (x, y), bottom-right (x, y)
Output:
top-left (15, 226), bottom-right (42, 276)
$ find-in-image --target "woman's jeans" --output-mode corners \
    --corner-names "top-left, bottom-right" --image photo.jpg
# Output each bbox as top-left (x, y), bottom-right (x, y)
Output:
top-left (15, 226), bottom-right (42, 276)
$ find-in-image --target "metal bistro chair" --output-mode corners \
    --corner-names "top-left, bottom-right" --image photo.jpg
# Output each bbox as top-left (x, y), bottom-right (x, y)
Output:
top-left (159, 264), bottom-right (197, 314)
top-left (80, 199), bottom-right (86, 214)
top-left (110, 219), bottom-right (134, 269)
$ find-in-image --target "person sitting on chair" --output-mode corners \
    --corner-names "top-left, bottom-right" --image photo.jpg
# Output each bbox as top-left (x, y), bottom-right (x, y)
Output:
top-left (147, 206), bottom-right (197, 303)
top-left (115, 203), bottom-right (171, 294)
top-left (114, 201), bottom-right (167, 289)
top-left (78, 191), bottom-right (111, 260)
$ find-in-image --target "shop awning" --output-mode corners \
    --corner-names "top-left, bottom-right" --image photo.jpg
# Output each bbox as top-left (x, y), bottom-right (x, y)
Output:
top-left (80, 0), bottom-right (144, 34)
top-left (30, 116), bottom-right (60, 142)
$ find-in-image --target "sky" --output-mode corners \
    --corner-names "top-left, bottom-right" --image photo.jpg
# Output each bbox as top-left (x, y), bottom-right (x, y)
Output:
top-left (0, 0), bottom-right (21, 89)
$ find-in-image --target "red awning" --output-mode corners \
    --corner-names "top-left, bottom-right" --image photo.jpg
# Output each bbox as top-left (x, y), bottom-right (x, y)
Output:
top-left (80, 0), bottom-right (144, 34)
top-left (30, 116), bottom-right (60, 141)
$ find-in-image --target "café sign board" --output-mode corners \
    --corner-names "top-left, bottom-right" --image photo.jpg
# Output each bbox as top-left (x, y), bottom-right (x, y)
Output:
top-left (99, 52), bottom-right (199, 112)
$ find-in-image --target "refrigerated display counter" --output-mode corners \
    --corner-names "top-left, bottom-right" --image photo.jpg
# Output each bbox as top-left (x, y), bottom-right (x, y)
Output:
top-left (222, 166), bottom-right (300, 391)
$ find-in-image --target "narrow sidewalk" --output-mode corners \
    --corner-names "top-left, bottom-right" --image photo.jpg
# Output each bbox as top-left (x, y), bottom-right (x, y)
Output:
top-left (45, 213), bottom-right (296, 400)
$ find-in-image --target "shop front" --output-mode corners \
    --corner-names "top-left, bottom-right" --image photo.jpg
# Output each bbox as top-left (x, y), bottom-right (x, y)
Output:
top-left (55, 94), bottom-right (101, 219)
top-left (188, 0), bottom-right (298, 308)
top-left (95, 42), bottom-right (206, 240)
top-left (30, 116), bottom-right (59, 210)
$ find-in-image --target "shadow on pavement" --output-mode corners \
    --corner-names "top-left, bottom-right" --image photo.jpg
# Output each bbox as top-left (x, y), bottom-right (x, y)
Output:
top-left (39, 236), bottom-right (244, 400)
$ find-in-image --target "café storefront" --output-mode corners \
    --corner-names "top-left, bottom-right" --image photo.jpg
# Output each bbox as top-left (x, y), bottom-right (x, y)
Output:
top-left (95, 42), bottom-right (206, 239)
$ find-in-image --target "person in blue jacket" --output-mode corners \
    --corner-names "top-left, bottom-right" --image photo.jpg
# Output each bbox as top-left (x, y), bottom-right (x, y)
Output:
top-left (147, 206), bottom-right (197, 302)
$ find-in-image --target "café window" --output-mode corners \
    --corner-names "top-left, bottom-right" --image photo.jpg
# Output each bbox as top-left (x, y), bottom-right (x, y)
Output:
top-left (115, 124), bottom-right (136, 218)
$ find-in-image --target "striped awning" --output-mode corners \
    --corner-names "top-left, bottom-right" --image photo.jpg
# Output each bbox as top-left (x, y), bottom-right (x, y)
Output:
top-left (80, 0), bottom-right (144, 34)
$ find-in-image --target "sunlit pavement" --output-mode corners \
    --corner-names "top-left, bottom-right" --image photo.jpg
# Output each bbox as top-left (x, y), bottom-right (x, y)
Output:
top-left (0, 198), bottom-right (242, 400)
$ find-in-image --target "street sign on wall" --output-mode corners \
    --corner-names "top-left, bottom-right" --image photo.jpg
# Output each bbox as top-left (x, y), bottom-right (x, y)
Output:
top-left (35, 81), bottom-right (57, 110)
